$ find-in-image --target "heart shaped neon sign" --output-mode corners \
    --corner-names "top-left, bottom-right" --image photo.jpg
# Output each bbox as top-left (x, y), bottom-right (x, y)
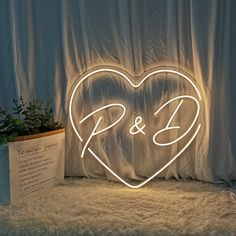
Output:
top-left (69, 66), bottom-right (203, 188)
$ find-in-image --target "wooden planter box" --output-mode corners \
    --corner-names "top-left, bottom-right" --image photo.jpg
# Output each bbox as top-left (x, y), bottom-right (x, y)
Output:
top-left (0, 129), bottom-right (65, 204)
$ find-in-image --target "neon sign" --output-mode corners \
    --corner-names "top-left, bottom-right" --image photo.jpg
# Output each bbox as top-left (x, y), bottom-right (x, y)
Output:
top-left (69, 66), bottom-right (203, 188)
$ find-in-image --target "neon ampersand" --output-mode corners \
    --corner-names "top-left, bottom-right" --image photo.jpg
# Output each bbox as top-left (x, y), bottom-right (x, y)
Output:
top-left (129, 116), bottom-right (146, 135)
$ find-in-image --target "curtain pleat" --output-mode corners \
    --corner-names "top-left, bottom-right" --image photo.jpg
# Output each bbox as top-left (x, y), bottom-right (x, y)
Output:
top-left (0, 0), bottom-right (235, 184)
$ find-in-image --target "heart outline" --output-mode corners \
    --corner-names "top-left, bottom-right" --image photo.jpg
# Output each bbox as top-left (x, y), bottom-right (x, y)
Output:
top-left (69, 66), bottom-right (202, 188)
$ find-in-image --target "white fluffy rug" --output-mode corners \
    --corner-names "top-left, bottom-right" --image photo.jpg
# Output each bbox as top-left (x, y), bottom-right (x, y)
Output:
top-left (0, 178), bottom-right (236, 236)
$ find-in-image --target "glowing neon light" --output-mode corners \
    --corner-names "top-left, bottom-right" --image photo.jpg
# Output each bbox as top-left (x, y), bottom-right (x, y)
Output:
top-left (80, 104), bottom-right (126, 158)
top-left (69, 66), bottom-right (203, 188)
top-left (80, 103), bottom-right (126, 135)
top-left (81, 116), bottom-right (103, 158)
top-left (88, 124), bottom-right (201, 189)
top-left (129, 116), bottom-right (146, 135)
top-left (153, 95), bottom-right (200, 146)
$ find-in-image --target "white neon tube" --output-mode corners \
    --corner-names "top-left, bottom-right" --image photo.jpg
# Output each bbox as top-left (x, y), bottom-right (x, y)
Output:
top-left (129, 116), bottom-right (146, 135)
top-left (153, 95), bottom-right (200, 146)
top-left (69, 67), bottom-right (201, 143)
top-left (80, 103), bottom-right (126, 136)
top-left (88, 124), bottom-right (201, 189)
top-left (69, 66), bottom-right (203, 188)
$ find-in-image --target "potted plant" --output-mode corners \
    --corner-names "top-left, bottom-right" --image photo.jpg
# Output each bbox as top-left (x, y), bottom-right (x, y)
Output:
top-left (0, 98), bottom-right (65, 204)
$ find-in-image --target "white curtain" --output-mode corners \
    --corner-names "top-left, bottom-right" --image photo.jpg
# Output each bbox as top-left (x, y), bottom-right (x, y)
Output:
top-left (0, 0), bottom-right (235, 185)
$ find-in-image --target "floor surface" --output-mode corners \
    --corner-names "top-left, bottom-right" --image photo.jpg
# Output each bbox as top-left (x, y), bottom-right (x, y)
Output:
top-left (0, 178), bottom-right (236, 235)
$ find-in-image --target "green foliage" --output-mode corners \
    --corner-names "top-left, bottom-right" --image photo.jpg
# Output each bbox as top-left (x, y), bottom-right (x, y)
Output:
top-left (0, 97), bottom-right (63, 145)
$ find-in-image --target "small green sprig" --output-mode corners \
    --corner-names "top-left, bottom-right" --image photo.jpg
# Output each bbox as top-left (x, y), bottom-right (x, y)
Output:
top-left (0, 98), bottom-right (63, 145)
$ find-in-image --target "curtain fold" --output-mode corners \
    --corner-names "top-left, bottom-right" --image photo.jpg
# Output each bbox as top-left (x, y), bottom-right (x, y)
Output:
top-left (0, 0), bottom-right (235, 185)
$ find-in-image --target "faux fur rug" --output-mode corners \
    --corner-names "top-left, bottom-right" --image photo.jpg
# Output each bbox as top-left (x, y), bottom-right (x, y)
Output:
top-left (0, 178), bottom-right (236, 236)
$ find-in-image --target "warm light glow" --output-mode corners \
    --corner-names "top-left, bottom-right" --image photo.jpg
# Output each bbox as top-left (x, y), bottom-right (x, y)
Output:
top-left (129, 116), bottom-right (146, 135)
top-left (80, 104), bottom-right (126, 158)
top-left (88, 125), bottom-right (201, 189)
top-left (153, 95), bottom-right (200, 146)
top-left (69, 66), bottom-right (203, 188)
top-left (80, 103), bottom-right (126, 135)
